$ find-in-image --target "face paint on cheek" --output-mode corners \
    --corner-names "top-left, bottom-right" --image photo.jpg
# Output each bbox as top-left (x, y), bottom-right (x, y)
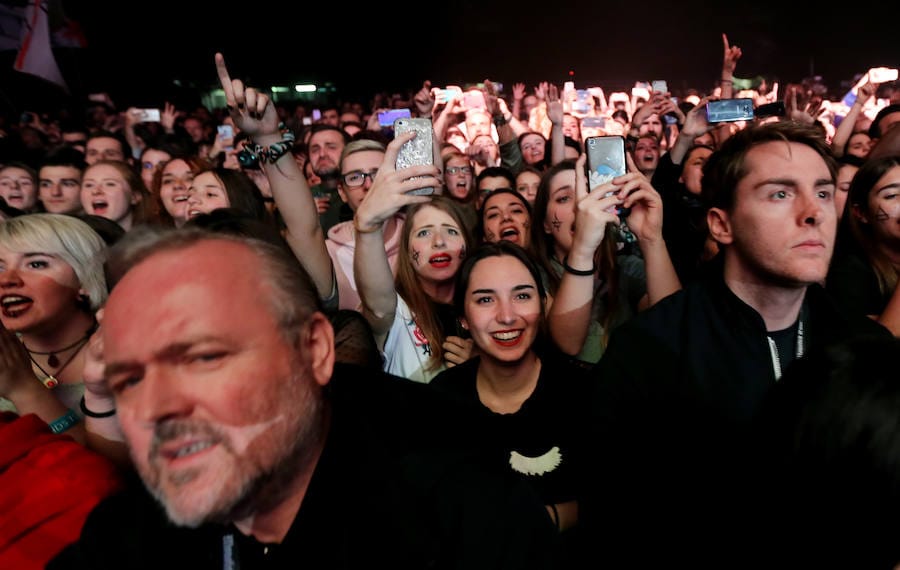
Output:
top-left (875, 207), bottom-right (889, 222)
top-left (551, 215), bottom-right (562, 231)
top-left (216, 416), bottom-right (286, 454)
top-left (485, 229), bottom-right (496, 242)
top-left (459, 245), bottom-right (466, 260)
top-left (412, 249), bottom-right (421, 266)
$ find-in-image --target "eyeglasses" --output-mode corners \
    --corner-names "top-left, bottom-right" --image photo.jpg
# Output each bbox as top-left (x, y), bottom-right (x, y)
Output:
top-left (446, 166), bottom-right (473, 175)
top-left (341, 169), bottom-right (378, 187)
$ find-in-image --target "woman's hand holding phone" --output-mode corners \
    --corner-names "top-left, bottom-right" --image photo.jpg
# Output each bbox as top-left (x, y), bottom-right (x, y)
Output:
top-left (615, 153), bottom-right (665, 246)
top-left (353, 131), bottom-right (439, 232)
top-left (569, 154), bottom-right (622, 264)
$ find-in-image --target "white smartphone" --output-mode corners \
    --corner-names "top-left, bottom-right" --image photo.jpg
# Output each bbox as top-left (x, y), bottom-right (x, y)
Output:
top-left (651, 80), bottom-right (668, 94)
top-left (136, 108), bottom-right (160, 122)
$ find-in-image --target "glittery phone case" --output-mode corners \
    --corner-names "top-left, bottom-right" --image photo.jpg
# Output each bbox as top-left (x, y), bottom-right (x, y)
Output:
top-left (394, 117), bottom-right (435, 196)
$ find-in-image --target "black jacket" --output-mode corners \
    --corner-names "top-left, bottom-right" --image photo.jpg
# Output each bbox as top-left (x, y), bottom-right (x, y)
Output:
top-left (50, 364), bottom-right (560, 570)
top-left (581, 274), bottom-right (891, 568)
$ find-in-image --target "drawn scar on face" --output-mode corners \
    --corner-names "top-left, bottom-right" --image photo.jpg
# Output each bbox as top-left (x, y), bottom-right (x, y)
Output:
top-left (484, 229), bottom-right (496, 242)
top-left (875, 207), bottom-right (889, 222)
top-left (412, 249), bottom-right (421, 265)
top-left (551, 215), bottom-right (561, 231)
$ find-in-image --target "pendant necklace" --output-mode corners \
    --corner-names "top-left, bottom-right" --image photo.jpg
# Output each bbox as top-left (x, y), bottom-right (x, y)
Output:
top-left (23, 323), bottom-right (96, 389)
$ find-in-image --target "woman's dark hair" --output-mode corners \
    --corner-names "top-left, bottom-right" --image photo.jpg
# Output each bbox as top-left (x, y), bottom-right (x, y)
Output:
top-left (76, 214), bottom-right (127, 246)
top-left (562, 135), bottom-right (583, 155)
top-left (195, 167), bottom-right (273, 225)
top-left (846, 154), bottom-right (900, 296)
top-left (183, 207), bottom-right (287, 251)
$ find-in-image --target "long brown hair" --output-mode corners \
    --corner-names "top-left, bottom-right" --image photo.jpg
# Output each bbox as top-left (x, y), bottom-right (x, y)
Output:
top-left (847, 155), bottom-right (900, 297)
top-left (530, 159), bottom-right (620, 347)
top-left (151, 156), bottom-right (210, 226)
top-left (395, 196), bottom-right (473, 370)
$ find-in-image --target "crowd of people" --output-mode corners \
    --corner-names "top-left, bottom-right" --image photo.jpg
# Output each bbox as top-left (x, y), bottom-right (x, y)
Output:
top-left (1, 34), bottom-right (900, 569)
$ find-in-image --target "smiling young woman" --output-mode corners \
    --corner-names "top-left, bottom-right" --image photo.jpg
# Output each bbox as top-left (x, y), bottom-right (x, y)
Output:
top-left (429, 241), bottom-right (591, 565)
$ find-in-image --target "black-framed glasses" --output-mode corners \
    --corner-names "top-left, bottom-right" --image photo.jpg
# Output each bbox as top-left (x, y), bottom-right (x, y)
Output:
top-left (446, 166), bottom-right (473, 175)
top-left (341, 169), bottom-right (378, 187)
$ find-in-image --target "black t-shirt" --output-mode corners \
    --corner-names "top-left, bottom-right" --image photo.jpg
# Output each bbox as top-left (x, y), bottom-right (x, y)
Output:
top-left (430, 352), bottom-right (591, 505)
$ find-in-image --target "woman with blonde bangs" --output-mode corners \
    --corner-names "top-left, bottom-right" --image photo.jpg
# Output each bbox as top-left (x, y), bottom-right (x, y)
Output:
top-left (0, 214), bottom-right (122, 454)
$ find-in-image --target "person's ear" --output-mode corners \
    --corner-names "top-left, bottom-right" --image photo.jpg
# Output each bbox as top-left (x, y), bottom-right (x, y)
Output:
top-left (300, 312), bottom-right (335, 388)
top-left (707, 206), bottom-right (734, 245)
top-left (459, 317), bottom-right (469, 331)
top-left (336, 184), bottom-right (350, 205)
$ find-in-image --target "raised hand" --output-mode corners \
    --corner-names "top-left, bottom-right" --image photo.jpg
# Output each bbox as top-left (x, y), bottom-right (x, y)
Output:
top-left (681, 96), bottom-right (713, 139)
top-left (722, 33), bottom-right (742, 75)
top-left (657, 97), bottom-right (685, 124)
top-left (353, 131), bottom-right (438, 232)
top-left (547, 84), bottom-right (564, 125)
top-left (161, 102), bottom-right (179, 133)
top-left (617, 153), bottom-right (665, 244)
top-left (483, 80), bottom-right (500, 116)
top-left (787, 87), bottom-right (824, 126)
top-left (512, 82), bottom-right (526, 102)
top-left (215, 52), bottom-right (279, 138)
top-left (570, 154), bottom-right (621, 261)
top-left (856, 81), bottom-right (877, 103)
top-left (414, 80), bottom-right (436, 117)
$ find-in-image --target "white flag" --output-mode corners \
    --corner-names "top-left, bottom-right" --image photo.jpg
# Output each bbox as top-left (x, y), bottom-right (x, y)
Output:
top-left (13, 0), bottom-right (67, 91)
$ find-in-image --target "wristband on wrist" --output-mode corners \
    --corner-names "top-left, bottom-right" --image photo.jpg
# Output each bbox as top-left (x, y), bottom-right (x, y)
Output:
top-left (237, 122), bottom-right (295, 167)
top-left (48, 409), bottom-right (81, 434)
top-left (80, 395), bottom-right (116, 418)
top-left (562, 257), bottom-right (595, 276)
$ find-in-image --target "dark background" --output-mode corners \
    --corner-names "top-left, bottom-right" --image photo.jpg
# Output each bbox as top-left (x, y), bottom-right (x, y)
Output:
top-left (0, 0), bottom-right (897, 116)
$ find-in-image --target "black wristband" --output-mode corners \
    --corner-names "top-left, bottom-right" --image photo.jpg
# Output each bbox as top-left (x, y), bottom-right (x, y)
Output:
top-left (79, 395), bottom-right (116, 418)
top-left (562, 257), bottom-right (595, 276)
top-left (492, 114), bottom-right (509, 127)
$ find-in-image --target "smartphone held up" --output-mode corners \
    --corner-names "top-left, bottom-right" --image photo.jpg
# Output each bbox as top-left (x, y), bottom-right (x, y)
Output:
top-left (586, 135), bottom-right (630, 218)
top-left (394, 118), bottom-right (435, 196)
top-left (705, 98), bottom-right (755, 123)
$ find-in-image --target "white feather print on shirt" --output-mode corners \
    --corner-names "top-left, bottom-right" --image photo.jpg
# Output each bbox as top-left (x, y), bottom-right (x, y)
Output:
top-left (509, 446), bottom-right (562, 476)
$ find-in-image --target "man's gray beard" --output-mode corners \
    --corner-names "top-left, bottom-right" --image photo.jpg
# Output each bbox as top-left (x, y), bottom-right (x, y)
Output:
top-left (144, 378), bottom-right (329, 528)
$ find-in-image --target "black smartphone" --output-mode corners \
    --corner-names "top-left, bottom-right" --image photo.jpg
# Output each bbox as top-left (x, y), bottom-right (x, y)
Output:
top-left (585, 135), bottom-right (630, 217)
top-left (706, 98), bottom-right (755, 123)
top-left (754, 101), bottom-right (786, 118)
